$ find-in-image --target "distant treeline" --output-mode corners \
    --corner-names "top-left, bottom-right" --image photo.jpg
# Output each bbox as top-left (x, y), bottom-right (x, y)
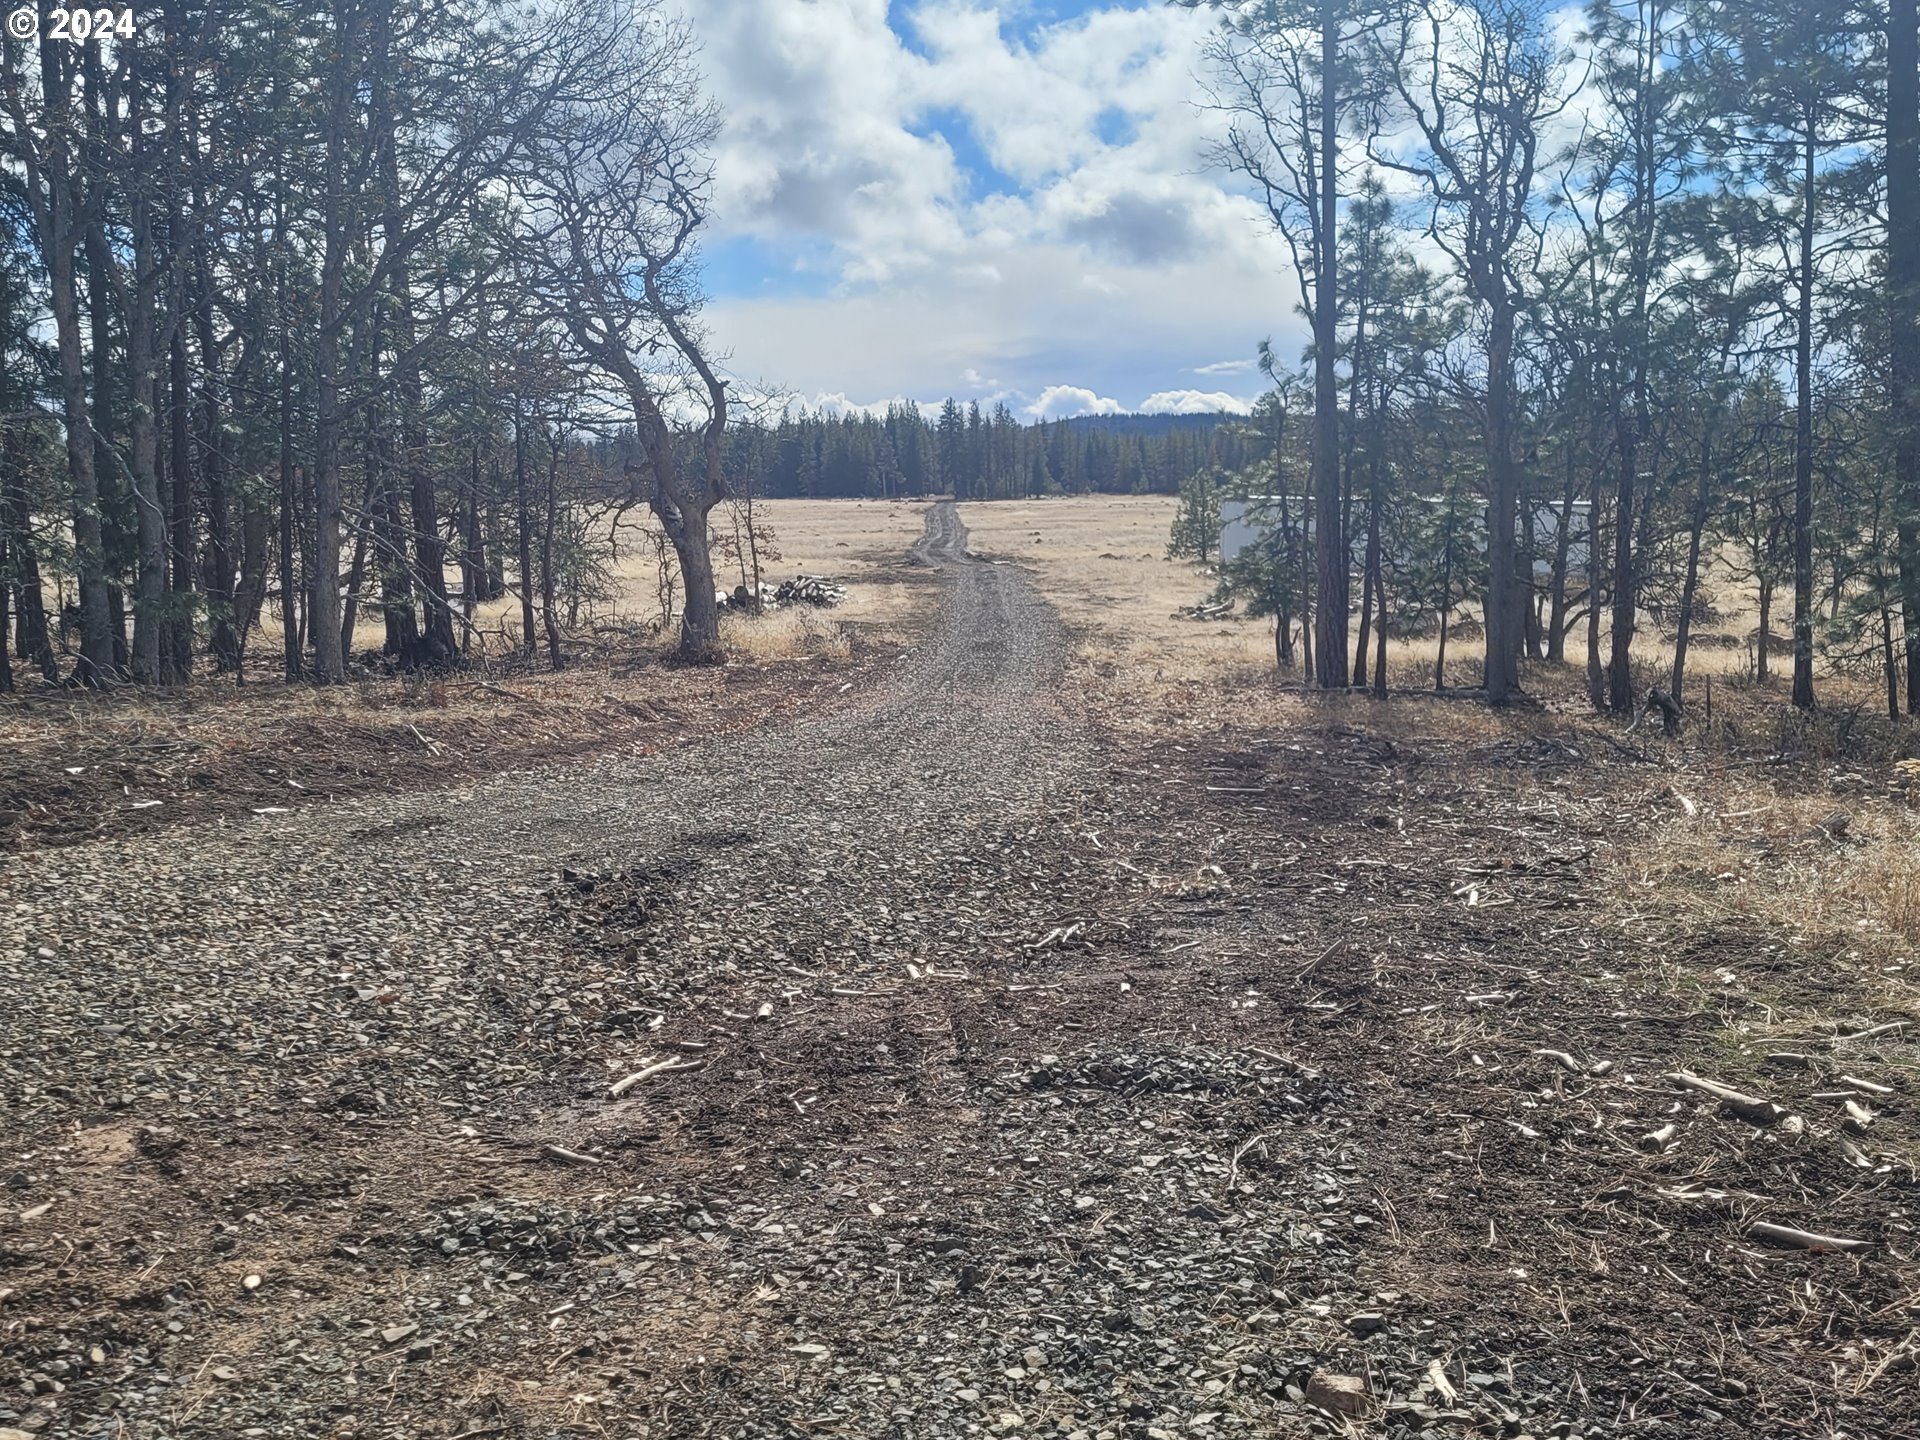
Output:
top-left (718, 404), bottom-right (1262, 501)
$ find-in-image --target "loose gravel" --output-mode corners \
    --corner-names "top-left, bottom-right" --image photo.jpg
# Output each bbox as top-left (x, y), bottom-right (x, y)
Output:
top-left (2, 505), bottom-right (1913, 1440)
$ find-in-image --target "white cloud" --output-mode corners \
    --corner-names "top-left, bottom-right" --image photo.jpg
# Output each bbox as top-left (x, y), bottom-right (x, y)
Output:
top-left (1193, 358), bottom-right (1255, 375)
top-left (1140, 389), bottom-right (1254, 416)
top-left (687, 1), bottom-right (1307, 405)
top-left (1026, 385), bottom-right (1125, 420)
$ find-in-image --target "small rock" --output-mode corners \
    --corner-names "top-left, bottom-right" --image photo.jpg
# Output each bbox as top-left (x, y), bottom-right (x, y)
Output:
top-left (1347, 1311), bottom-right (1386, 1336)
top-left (1305, 1372), bottom-right (1369, 1417)
top-left (380, 1323), bottom-right (418, 1345)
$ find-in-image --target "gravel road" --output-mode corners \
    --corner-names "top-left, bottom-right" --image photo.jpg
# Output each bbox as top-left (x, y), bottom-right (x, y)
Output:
top-left (1, 504), bottom-right (1247, 1440)
top-left (8, 505), bottom-right (1892, 1440)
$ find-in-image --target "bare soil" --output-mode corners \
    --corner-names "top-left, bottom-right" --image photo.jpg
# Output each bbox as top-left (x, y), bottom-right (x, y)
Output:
top-left (0, 506), bottom-right (1913, 1440)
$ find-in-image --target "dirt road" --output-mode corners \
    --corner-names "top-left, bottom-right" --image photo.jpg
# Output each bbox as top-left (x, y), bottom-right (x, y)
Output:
top-left (3, 505), bottom-right (1914, 1440)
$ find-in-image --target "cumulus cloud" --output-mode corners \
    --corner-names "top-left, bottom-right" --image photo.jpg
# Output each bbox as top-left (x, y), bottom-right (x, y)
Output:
top-left (686, 1), bottom-right (1307, 407)
top-left (1140, 390), bottom-right (1255, 416)
top-left (1025, 385), bottom-right (1125, 420)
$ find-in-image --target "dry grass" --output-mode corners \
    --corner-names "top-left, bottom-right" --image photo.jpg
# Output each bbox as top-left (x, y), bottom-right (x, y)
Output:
top-left (958, 496), bottom-right (1277, 685)
top-left (1623, 771), bottom-right (1920, 993)
top-left (335, 497), bottom-right (933, 659)
top-left (719, 605), bottom-right (853, 663)
top-left (2, 499), bottom-right (936, 849)
top-left (963, 494), bottom-right (1917, 1111)
top-left (961, 495), bottom-right (1777, 710)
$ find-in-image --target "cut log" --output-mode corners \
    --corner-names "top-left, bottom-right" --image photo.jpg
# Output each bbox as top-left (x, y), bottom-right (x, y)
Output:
top-left (1640, 1122), bottom-right (1677, 1152)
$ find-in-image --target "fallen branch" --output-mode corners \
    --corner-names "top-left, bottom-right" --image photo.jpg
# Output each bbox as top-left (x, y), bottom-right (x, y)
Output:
top-left (608, 1058), bottom-right (702, 1097)
top-left (1836, 1021), bottom-right (1908, 1044)
top-left (1839, 1074), bottom-right (1895, 1096)
top-left (461, 679), bottom-right (533, 703)
top-left (540, 1144), bottom-right (603, 1166)
top-left (1747, 1221), bottom-right (1872, 1254)
top-left (1663, 1070), bottom-right (1786, 1126)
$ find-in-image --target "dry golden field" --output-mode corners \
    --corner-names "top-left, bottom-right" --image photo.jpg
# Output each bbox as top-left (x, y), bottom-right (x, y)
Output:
top-left (344, 496), bottom-right (934, 662)
top-left (963, 494), bottom-right (1778, 702)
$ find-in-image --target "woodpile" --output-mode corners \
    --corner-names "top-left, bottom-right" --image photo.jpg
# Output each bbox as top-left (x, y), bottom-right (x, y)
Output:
top-left (1176, 597), bottom-right (1235, 621)
top-left (773, 575), bottom-right (848, 608)
top-left (716, 576), bottom-right (847, 612)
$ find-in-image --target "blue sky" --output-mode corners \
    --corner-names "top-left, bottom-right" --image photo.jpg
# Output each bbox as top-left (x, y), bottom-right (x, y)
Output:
top-left (685, 0), bottom-right (1303, 418)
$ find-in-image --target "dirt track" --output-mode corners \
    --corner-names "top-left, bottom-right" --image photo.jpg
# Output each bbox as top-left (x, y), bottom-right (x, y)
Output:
top-left (2, 505), bottom-right (1916, 1440)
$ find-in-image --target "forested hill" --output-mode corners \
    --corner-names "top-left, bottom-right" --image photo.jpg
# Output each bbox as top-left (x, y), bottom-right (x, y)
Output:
top-left (725, 403), bottom-right (1261, 500)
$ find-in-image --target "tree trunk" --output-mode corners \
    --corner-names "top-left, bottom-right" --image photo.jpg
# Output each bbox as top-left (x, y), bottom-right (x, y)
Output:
top-left (1372, 557), bottom-right (1387, 699)
top-left (309, 0), bottom-right (358, 685)
top-left (168, 314), bottom-right (196, 681)
top-left (1757, 563), bottom-right (1774, 683)
top-left (196, 256), bottom-right (240, 673)
top-left (1483, 303), bottom-right (1520, 704)
top-left (1892, 0), bottom-right (1920, 713)
top-left (1436, 507), bottom-right (1455, 691)
top-left (461, 444), bottom-right (483, 647)
top-left (235, 492), bottom-right (269, 673)
top-left (1671, 463), bottom-right (1711, 708)
top-left (1354, 445), bottom-right (1383, 689)
top-left (278, 320), bottom-right (302, 681)
top-left (1790, 115), bottom-right (1818, 711)
top-left (1586, 456), bottom-right (1605, 707)
top-left (1547, 451), bottom-right (1576, 663)
top-left (1310, 0), bottom-right (1346, 688)
top-left (541, 435), bottom-right (564, 670)
top-left (23, 44), bottom-right (116, 682)
top-left (1885, 606), bottom-right (1901, 721)
top-left (515, 411), bottom-right (537, 656)
top-left (3, 429), bottom-right (58, 682)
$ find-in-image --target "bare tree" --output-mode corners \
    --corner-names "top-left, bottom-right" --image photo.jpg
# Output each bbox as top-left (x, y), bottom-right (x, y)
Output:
top-left (1374, 0), bottom-right (1564, 705)
top-left (1196, 0), bottom-right (1385, 687)
top-left (1, 37), bottom-right (114, 680)
top-left (516, 2), bottom-right (730, 661)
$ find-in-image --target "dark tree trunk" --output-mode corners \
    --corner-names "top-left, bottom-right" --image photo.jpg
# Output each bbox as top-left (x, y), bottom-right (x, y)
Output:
top-left (278, 321), bottom-right (302, 681)
top-left (1892, 0), bottom-right (1920, 713)
top-left (1436, 508), bottom-right (1455, 691)
top-left (168, 313), bottom-right (196, 681)
top-left (3, 428), bottom-right (58, 682)
top-left (1354, 446), bottom-right (1383, 689)
top-left (1483, 303), bottom-right (1520, 704)
top-left (541, 434), bottom-right (564, 671)
top-left (1587, 461), bottom-right (1605, 707)
top-left (1310, 0), bottom-right (1346, 688)
top-left (1791, 115), bottom-right (1818, 711)
top-left (1605, 416), bottom-right (1635, 718)
top-left (515, 412), bottom-right (537, 656)
top-left (1757, 563), bottom-right (1775, 683)
top-left (1547, 451), bottom-right (1576, 663)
